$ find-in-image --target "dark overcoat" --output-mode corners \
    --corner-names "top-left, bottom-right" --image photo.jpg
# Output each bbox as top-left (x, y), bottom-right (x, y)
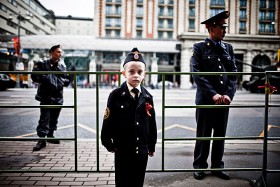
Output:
top-left (31, 59), bottom-right (70, 105)
top-left (191, 38), bottom-right (237, 105)
top-left (101, 82), bottom-right (157, 187)
top-left (191, 38), bottom-right (237, 169)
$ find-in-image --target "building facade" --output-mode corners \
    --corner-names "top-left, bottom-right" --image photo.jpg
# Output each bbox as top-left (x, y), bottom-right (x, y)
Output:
top-left (94, 0), bottom-right (280, 88)
top-left (0, 0), bottom-right (279, 89)
top-left (55, 16), bottom-right (94, 35)
top-left (0, 0), bottom-right (56, 36)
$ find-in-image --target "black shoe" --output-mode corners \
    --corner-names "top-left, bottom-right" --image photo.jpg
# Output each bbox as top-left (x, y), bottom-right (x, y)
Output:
top-left (211, 171), bottom-right (230, 180)
top-left (47, 136), bottom-right (60, 144)
top-left (33, 140), bottom-right (46, 151)
top-left (193, 171), bottom-right (205, 180)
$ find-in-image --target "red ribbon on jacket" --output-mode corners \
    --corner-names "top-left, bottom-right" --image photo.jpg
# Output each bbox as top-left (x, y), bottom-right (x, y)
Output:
top-left (146, 102), bottom-right (153, 117)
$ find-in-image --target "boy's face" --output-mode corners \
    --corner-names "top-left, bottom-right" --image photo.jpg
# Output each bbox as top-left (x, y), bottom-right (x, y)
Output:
top-left (122, 61), bottom-right (146, 88)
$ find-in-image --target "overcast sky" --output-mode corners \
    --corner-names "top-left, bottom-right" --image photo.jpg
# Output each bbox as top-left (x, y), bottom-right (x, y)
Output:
top-left (39, 0), bottom-right (94, 18)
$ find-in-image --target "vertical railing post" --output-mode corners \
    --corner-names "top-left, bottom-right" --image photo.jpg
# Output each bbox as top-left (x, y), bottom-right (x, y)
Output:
top-left (262, 72), bottom-right (269, 184)
top-left (250, 72), bottom-right (269, 187)
top-left (161, 74), bottom-right (165, 171)
top-left (96, 73), bottom-right (100, 171)
top-left (74, 73), bottom-right (78, 171)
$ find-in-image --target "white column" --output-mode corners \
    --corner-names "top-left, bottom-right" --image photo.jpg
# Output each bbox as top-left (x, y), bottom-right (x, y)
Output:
top-left (120, 52), bottom-right (126, 84)
top-left (89, 51), bottom-right (96, 84)
top-left (180, 47), bottom-right (192, 89)
top-left (244, 50), bottom-right (253, 81)
top-left (29, 53), bottom-right (40, 87)
top-left (150, 52), bottom-right (158, 88)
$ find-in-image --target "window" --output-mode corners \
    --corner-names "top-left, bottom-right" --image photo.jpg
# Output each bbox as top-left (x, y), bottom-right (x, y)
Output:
top-left (136, 6), bottom-right (143, 16)
top-left (259, 23), bottom-right (275, 34)
top-left (268, 0), bottom-right (275, 8)
top-left (157, 54), bottom-right (175, 65)
top-left (30, 0), bottom-right (37, 11)
top-left (167, 7), bottom-right (173, 16)
top-left (106, 30), bottom-right (112, 37)
top-left (136, 31), bottom-right (142, 38)
top-left (210, 9), bottom-right (224, 17)
top-left (106, 18), bottom-right (113, 27)
top-left (189, 7), bottom-right (195, 17)
top-left (260, 0), bottom-right (266, 8)
top-left (136, 18), bottom-right (143, 27)
top-left (239, 21), bottom-right (246, 32)
top-left (158, 31), bottom-right (164, 39)
top-left (158, 7), bottom-right (164, 16)
top-left (158, 19), bottom-right (164, 28)
top-left (267, 11), bottom-right (275, 20)
top-left (167, 31), bottom-right (173, 39)
top-left (210, 0), bottom-right (225, 6)
top-left (167, 19), bottom-right (173, 28)
top-left (115, 18), bottom-right (121, 27)
top-left (240, 9), bottom-right (246, 19)
top-left (259, 11), bottom-right (265, 20)
top-left (8, 0), bottom-right (17, 6)
top-left (103, 52), bottom-right (122, 64)
top-left (115, 30), bottom-right (120, 37)
top-left (189, 19), bottom-right (195, 30)
top-left (116, 5), bottom-right (121, 15)
top-left (106, 5), bottom-right (113, 14)
top-left (240, 0), bottom-right (246, 7)
top-left (0, 3), bottom-right (7, 12)
top-left (189, 0), bottom-right (195, 5)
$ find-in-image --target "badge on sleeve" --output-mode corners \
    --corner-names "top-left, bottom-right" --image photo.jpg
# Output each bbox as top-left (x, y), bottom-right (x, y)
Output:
top-left (104, 107), bottom-right (110, 120)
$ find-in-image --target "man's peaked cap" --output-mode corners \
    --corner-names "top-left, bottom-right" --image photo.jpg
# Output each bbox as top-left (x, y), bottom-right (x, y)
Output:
top-left (201, 11), bottom-right (230, 28)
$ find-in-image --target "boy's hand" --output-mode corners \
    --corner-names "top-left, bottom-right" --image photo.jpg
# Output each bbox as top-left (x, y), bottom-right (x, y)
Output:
top-left (149, 152), bottom-right (155, 157)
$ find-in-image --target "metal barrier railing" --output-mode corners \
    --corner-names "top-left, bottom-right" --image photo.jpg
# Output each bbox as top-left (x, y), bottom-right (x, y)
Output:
top-left (0, 71), bottom-right (279, 187)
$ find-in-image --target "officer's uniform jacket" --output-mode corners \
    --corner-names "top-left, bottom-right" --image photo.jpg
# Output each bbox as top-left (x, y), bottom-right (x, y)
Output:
top-left (31, 59), bottom-right (70, 104)
top-left (191, 38), bottom-right (237, 105)
top-left (101, 82), bottom-right (157, 155)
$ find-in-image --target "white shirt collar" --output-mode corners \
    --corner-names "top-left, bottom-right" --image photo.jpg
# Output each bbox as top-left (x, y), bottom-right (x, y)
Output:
top-left (127, 83), bottom-right (141, 93)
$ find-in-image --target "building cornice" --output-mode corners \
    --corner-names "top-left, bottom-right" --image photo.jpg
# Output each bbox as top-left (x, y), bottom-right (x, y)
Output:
top-left (178, 32), bottom-right (280, 43)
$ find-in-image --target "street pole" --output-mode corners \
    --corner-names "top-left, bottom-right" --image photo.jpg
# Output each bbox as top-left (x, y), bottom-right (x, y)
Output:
top-left (16, 15), bottom-right (21, 88)
top-left (9, 12), bottom-right (32, 88)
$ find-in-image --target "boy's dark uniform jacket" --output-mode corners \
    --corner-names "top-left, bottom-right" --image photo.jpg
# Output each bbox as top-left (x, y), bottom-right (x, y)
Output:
top-left (101, 82), bottom-right (157, 155)
top-left (191, 38), bottom-right (237, 104)
top-left (31, 59), bottom-right (70, 104)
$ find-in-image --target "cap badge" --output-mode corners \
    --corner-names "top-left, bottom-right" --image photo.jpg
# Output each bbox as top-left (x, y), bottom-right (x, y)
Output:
top-left (133, 51), bottom-right (139, 60)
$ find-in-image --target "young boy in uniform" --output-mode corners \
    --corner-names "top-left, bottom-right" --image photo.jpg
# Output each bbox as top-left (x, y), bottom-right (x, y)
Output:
top-left (101, 47), bottom-right (157, 187)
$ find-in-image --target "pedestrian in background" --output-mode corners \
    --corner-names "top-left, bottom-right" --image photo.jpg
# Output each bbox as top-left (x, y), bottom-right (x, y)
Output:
top-left (31, 44), bottom-right (71, 151)
top-left (191, 11), bottom-right (237, 180)
top-left (101, 47), bottom-right (157, 187)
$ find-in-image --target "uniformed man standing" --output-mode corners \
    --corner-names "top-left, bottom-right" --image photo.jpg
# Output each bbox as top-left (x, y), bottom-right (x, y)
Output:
top-left (101, 48), bottom-right (157, 187)
top-left (31, 45), bottom-right (71, 151)
top-left (191, 11), bottom-right (237, 180)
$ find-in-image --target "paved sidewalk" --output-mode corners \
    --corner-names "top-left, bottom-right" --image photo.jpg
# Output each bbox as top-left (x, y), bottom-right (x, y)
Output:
top-left (0, 140), bottom-right (279, 187)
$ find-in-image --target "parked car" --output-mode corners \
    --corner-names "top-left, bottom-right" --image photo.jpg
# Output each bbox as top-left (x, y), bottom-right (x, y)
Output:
top-left (242, 65), bottom-right (280, 94)
top-left (157, 81), bottom-right (174, 89)
top-left (0, 74), bottom-right (16, 90)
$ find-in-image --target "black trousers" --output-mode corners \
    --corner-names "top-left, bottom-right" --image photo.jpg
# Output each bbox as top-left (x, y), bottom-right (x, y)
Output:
top-left (115, 151), bottom-right (148, 187)
top-left (193, 108), bottom-right (229, 169)
top-left (36, 102), bottom-right (62, 137)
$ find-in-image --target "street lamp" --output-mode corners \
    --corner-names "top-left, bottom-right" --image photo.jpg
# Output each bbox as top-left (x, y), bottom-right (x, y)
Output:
top-left (9, 11), bottom-right (32, 88)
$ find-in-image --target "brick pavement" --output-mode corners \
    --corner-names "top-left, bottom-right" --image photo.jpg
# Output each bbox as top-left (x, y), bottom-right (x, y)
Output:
top-left (1, 141), bottom-right (279, 187)
top-left (0, 141), bottom-right (115, 186)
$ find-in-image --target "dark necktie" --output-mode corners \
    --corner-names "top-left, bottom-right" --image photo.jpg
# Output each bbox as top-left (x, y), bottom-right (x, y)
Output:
top-left (131, 88), bottom-right (139, 101)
